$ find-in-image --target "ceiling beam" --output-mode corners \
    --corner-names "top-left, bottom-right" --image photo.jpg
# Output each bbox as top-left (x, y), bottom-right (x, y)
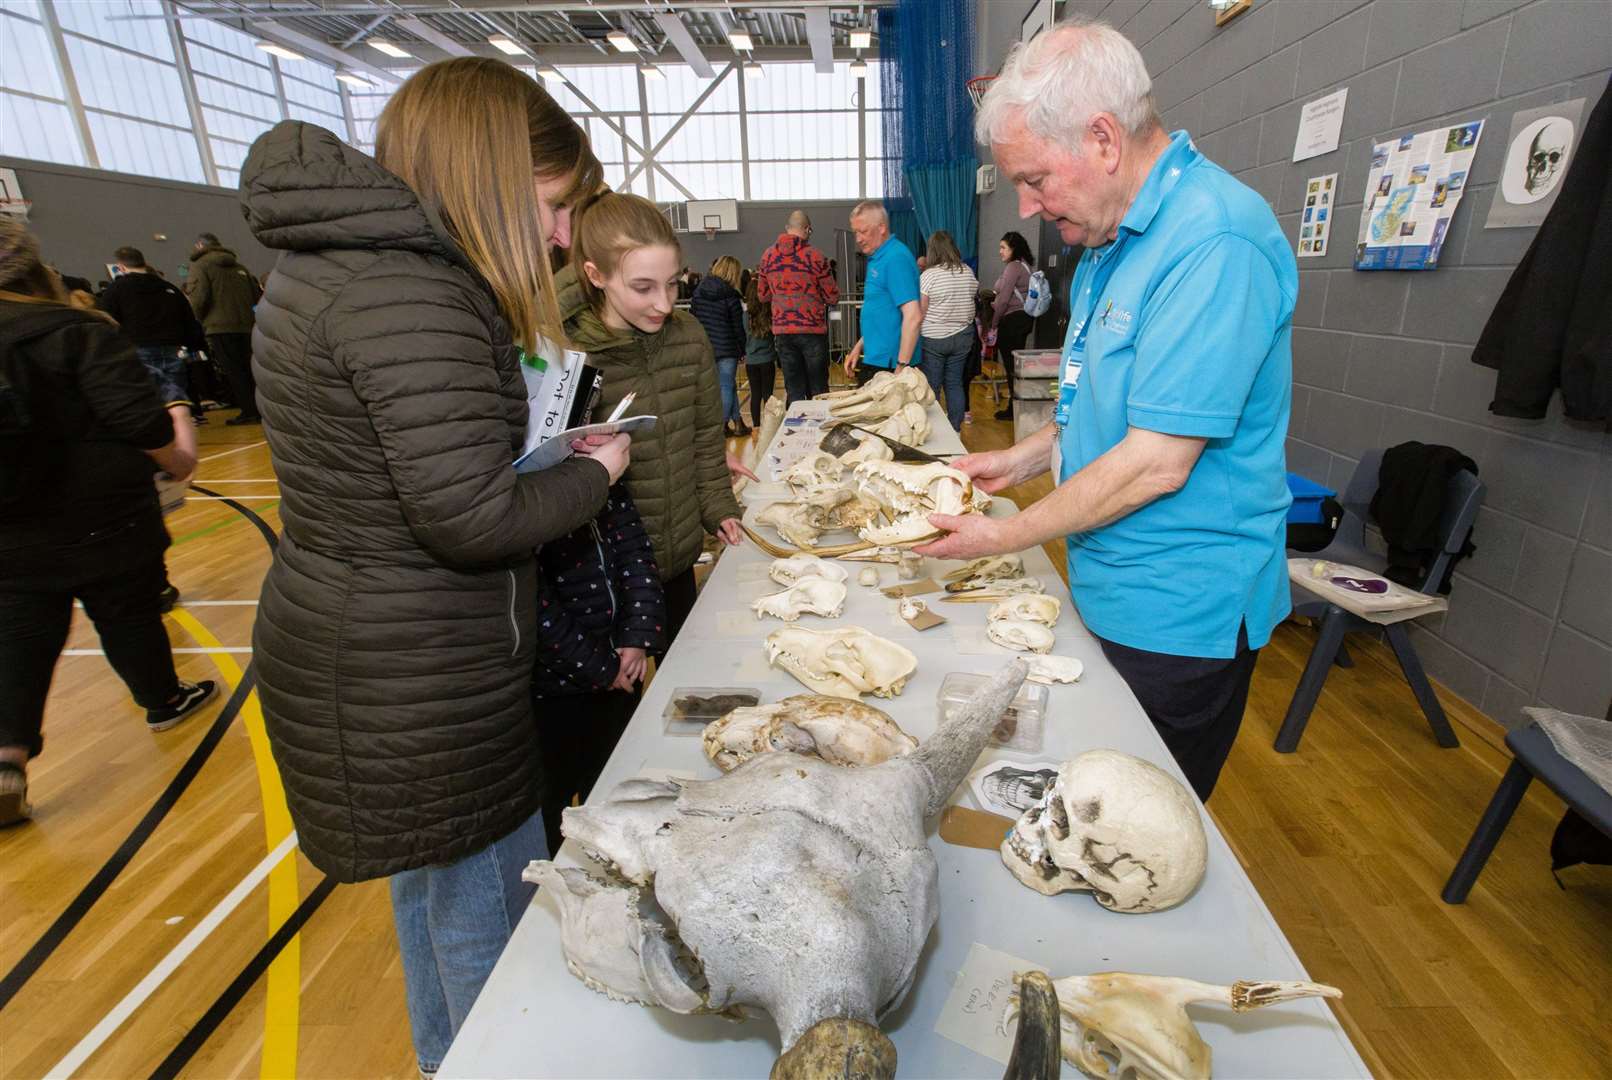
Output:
top-left (393, 16), bottom-right (472, 58)
top-left (250, 19), bottom-right (402, 83)
top-left (652, 10), bottom-right (715, 78)
top-left (804, 7), bottom-right (834, 74)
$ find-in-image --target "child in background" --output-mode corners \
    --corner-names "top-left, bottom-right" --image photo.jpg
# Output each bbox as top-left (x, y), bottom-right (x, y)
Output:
top-left (689, 255), bottom-right (749, 437)
top-left (532, 485), bottom-right (665, 854)
top-left (742, 273), bottom-right (778, 430)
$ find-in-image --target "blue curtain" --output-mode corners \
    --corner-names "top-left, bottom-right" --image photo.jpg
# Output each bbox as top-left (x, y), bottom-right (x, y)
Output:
top-left (877, 0), bottom-right (978, 260)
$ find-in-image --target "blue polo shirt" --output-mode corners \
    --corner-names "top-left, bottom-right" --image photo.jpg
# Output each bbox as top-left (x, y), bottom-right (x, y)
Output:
top-left (1057, 131), bottom-right (1296, 659)
top-left (860, 236), bottom-right (920, 368)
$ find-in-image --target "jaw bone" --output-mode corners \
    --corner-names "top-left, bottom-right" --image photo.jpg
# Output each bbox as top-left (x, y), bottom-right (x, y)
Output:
top-left (1006, 970), bottom-right (1342, 1080)
top-left (529, 661), bottom-right (1031, 1070)
top-left (702, 695), bottom-right (917, 771)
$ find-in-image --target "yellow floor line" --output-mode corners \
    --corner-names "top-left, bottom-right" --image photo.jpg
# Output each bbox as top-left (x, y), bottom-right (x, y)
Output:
top-left (169, 608), bottom-right (301, 1080)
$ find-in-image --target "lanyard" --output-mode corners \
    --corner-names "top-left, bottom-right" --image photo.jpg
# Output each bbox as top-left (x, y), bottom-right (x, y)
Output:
top-left (1056, 241), bottom-right (1126, 431)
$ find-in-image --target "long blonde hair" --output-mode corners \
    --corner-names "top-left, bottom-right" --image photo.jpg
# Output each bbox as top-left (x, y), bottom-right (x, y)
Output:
top-left (709, 255), bottom-right (742, 291)
top-left (570, 192), bottom-right (681, 313)
top-left (376, 58), bottom-right (600, 352)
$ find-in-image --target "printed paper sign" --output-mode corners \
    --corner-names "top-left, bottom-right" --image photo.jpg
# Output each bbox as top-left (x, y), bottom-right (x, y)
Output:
top-left (1297, 173), bottom-right (1337, 258)
top-left (1292, 88), bottom-right (1348, 162)
top-left (1485, 99), bottom-right (1585, 229)
top-left (1354, 119), bottom-right (1484, 270)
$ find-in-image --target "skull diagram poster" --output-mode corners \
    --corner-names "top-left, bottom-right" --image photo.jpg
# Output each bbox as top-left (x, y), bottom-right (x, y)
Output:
top-left (1485, 99), bottom-right (1586, 229)
top-left (1353, 118), bottom-right (1484, 270)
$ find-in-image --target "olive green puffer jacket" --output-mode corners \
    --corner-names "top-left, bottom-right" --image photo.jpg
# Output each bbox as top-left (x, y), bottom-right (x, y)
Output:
top-left (559, 266), bottom-right (740, 581)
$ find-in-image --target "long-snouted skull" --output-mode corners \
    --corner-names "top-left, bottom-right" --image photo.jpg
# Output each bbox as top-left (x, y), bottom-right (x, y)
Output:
top-left (770, 554), bottom-right (849, 587)
top-left (1002, 750), bottom-right (1207, 912)
top-left (702, 694), bottom-right (917, 771)
top-left (1006, 970), bottom-right (1342, 1080)
top-left (853, 460), bottom-right (977, 546)
top-left (824, 366), bottom-right (935, 422)
top-left (765, 625), bottom-right (917, 699)
top-left (527, 661), bottom-right (1031, 1070)
top-left (752, 576), bottom-right (848, 622)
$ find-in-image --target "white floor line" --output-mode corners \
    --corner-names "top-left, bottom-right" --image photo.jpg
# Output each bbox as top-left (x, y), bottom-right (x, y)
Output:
top-left (44, 831), bottom-right (300, 1080)
top-left (197, 441), bottom-right (265, 464)
top-left (62, 646), bottom-right (254, 655)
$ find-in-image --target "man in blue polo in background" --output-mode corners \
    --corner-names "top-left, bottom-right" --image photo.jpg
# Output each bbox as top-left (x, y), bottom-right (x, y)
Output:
top-left (917, 17), bottom-right (1296, 801)
top-left (844, 201), bottom-right (921, 386)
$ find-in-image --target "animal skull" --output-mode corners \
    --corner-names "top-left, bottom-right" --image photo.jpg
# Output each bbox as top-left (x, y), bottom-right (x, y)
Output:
top-left (986, 618), bottom-right (1056, 654)
top-left (701, 694), bottom-right (917, 770)
top-left (764, 625), bottom-right (917, 699)
top-left (1023, 654), bottom-right (1084, 685)
top-left (989, 594), bottom-right (1061, 626)
top-left (752, 576), bottom-right (848, 622)
top-left (868, 401), bottom-right (932, 446)
top-left (756, 501), bottom-right (830, 549)
top-left (1001, 750), bottom-right (1207, 912)
top-left (853, 460), bottom-right (977, 546)
top-left (1007, 970), bottom-right (1342, 1080)
top-left (770, 554), bottom-right (848, 587)
top-left (527, 661), bottom-right (1031, 1070)
top-left (784, 451), bottom-right (846, 499)
top-left (943, 554), bottom-right (1023, 584)
top-left (841, 432), bottom-right (895, 465)
top-left (823, 366), bottom-right (936, 422)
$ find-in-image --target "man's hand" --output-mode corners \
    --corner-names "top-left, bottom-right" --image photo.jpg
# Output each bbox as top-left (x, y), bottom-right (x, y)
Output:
top-left (844, 339), bottom-right (863, 377)
top-left (949, 449), bottom-right (1020, 494)
top-left (716, 517), bottom-right (744, 546)
top-left (725, 451), bottom-right (759, 484)
top-left (913, 512), bottom-right (1015, 560)
top-left (612, 647), bottom-right (648, 692)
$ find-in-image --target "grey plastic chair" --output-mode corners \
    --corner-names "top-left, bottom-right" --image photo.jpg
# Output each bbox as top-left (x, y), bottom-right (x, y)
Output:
top-left (1275, 449), bottom-right (1485, 753)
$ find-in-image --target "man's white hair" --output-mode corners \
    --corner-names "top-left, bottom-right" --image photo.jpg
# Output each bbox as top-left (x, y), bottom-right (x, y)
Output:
top-left (850, 200), bottom-right (888, 227)
top-left (976, 16), bottom-right (1159, 154)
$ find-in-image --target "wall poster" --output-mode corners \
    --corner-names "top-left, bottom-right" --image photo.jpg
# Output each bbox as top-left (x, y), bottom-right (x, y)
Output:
top-left (1353, 119), bottom-right (1484, 271)
top-left (1484, 99), bottom-right (1585, 229)
top-left (1297, 173), bottom-right (1337, 257)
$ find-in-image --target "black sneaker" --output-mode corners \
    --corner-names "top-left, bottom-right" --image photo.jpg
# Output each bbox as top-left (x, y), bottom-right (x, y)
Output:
top-left (147, 680), bottom-right (217, 732)
top-left (159, 584), bottom-right (180, 613)
top-left (993, 406), bottom-right (1013, 421)
top-left (225, 413), bottom-right (261, 426)
top-left (0, 761), bottom-right (29, 827)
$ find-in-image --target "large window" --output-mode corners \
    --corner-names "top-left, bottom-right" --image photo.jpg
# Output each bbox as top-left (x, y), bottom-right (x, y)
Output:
top-left (179, 15), bottom-right (282, 189)
top-left (0, 0), bottom-right (85, 166)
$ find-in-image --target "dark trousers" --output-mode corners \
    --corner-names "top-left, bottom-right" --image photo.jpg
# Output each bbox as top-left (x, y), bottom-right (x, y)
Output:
top-left (745, 361), bottom-right (777, 427)
top-left (0, 515), bottom-right (181, 757)
top-left (996, 310), bottom-right (1034, 412)
top-left (135, 345), bottom-right (191, 408)
top-left (538, 685), bottom-right (640, 853)
top-left (775, 333), bottom-right (830, 403)
top-left (856, 362), bottom-right (894, 387)
top-left (1096, 623), bottom-right (1259, 802)
top-left (206, 333), bottom-right (259, 419)
top-left (662, 566), bottom-right (698, 649)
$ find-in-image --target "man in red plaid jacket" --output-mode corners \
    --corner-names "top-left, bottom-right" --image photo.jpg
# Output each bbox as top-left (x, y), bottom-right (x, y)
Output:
top-left (757, 210), bottom-right (840, 404)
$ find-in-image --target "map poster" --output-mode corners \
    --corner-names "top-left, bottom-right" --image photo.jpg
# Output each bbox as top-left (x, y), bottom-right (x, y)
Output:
top-left (1297, 173), bottom-right (1337, 258)
top-left (1353, 118), bottom-right (1484, 271)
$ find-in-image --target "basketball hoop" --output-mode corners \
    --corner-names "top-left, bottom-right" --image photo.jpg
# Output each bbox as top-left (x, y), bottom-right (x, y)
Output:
top-left (966, 75), bottom-right (996, 110)
top-left (704, 226), bottom-right (717, 242)
top-left (0, 199), bottom-right (31, 221)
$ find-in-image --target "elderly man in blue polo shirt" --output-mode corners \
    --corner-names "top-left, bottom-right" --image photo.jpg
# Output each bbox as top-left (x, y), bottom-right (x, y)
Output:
top-left (918, 17), bottom-right (1296, 801)
top-left (844, 201), bottom-right (922, 385)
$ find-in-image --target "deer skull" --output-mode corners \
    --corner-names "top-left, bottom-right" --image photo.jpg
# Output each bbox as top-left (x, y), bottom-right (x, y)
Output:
top-left (1002, 750), bottom-right (1207, 912)
top-left (764, 625), bottom-right (917, 699)
top-left (701, 694), bottom-right (917, 771)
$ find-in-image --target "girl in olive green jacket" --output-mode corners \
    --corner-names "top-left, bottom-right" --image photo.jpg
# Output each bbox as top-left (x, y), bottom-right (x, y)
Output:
top-left (563, 193), bottom-right (744, 641)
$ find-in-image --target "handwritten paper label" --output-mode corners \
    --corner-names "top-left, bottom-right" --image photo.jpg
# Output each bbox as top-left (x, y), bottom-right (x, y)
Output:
top-left (934, 943), bottom-right (1040, 1064)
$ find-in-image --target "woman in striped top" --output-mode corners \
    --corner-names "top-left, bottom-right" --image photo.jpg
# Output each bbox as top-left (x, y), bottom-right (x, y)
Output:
top-left (918, 231), bottom-right (979, 431)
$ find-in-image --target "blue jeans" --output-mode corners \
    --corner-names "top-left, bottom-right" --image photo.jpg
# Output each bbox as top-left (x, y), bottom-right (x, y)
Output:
top-left (389, 807), bottom-right (547, 1074)
top-left (716, 356), bottom-right (742, 423)
top-left (774, 333), bottom-right (830, 403)
top-left (920, 327), bottom-right (974, 431)
top-left (135, 345), bottom-right (190, 408)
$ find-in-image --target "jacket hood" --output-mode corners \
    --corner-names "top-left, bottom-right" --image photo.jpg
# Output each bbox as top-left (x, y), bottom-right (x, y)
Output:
top-left (555, 262), bottom-right (588, 326)
top-left (239, 121), bottom-right (467, 270)
top-left (0, 298), bottom-right (97, 344)
top-left (191, 246), bottom-right (240, 266)
top-left (692, 275), bottom-right (739, 302)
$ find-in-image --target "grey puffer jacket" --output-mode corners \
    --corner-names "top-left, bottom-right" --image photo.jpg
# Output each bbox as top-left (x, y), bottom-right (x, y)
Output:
top-left (241, 122), bottom-right (609, 882)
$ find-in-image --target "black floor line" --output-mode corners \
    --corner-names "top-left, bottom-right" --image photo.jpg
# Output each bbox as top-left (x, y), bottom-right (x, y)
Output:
top-left (190, 484), bottom-right (280, 552)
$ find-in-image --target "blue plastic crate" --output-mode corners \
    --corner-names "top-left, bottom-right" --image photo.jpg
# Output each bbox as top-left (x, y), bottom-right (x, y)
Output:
top-left (1286, 472), bottom-right (1336, 525)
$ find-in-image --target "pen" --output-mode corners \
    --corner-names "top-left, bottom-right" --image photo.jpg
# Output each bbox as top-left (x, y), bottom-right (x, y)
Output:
top-left (605, 391), bottom-right (636, 424)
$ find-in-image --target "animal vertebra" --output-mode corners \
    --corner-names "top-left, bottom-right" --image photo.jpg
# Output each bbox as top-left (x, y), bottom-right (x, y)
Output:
top-left (1006, 970), bottom-right (1341, 1080)
top-left (764, 625), bottom-right (917, 699)
top-left (1001, 750), bottom-right (1207, 912)
top-left (701, 695), bottom-right (917, 771)
top-left (526, 661), bottom-right (1031, 1071)
top-left (753, 576), bottom-right (848, 622)
top-left (770, 554), bottom-right (849, 587)
top-left (987, 618), bottom-right (1056, 654)
top-left (989, 594), bottom-right (1061, 626)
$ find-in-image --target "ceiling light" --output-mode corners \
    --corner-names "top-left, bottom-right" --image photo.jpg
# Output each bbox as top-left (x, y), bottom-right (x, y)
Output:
top-left (607, 30), bottom-right (638, 52)
top-left (850, 59), bottom-right (868, 78)
top-left (849, 29), bottom-right (872, 49)
top-left (255, 40), bottom-right (305, 62)
top-left (536, 64), bottom-right (563, 83)
top-left (728, 30), bottom-right (754, 51)
top-left (366, 39), bottom-right (411, 59)
top-left (488, 34), bottom-right (526, 56)
top-left (335, 71), bottom-right (373, 88)
top-left (744, 62), bottom-right (764, 79)
top-left (639, 62), bottom-right (665, 81)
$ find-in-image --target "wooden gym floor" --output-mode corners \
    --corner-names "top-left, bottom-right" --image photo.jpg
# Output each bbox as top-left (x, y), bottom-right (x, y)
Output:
top-left (1, 381), bottom-right (1607, 1080)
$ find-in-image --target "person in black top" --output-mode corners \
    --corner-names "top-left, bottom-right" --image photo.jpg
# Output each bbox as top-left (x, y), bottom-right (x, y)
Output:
top-left (0, 220), bottom-right (217, 827)
top-left (531, 485), bottom-right (666, 853)
top-left (99, 246), bottom-right (209, 418)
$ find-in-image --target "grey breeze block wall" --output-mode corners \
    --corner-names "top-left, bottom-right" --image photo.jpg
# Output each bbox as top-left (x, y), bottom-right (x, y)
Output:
top-left (980, 0), bottom-right (1612, 723)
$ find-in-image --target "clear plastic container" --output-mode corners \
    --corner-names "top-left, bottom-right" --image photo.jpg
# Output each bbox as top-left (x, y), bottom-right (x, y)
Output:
top-left (1012, 374), bottom-right (1059, 400)
top-left (662, 687), bottom-right (762, 736)
top-left (1014, 349), bottom-right (1063, 377)
top-left (936, 672), bottom-right (1048, 754)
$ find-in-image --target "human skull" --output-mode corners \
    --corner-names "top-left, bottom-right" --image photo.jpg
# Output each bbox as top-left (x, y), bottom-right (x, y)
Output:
top-left (853, 460), bottom-right (976, 546)
top-left (986, 618), bottom-right (1055, 654)
top-left (989, 594), bottom-right (1060, 626)
top-left (764, 625), bottom-right (918, 699)
top-left (770, 554), bottom-right (848, 587)
top-left (1006, 970), bottom-right (1342, 1080)
top-left (701, 694), bottom-right (916, 771)
top-left (752, 576), bottom-right (847, 622)
top-left (1001, 750), bottom-right (1207, 912)
top-left (1525, 118), bottom-right (1570, 195)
